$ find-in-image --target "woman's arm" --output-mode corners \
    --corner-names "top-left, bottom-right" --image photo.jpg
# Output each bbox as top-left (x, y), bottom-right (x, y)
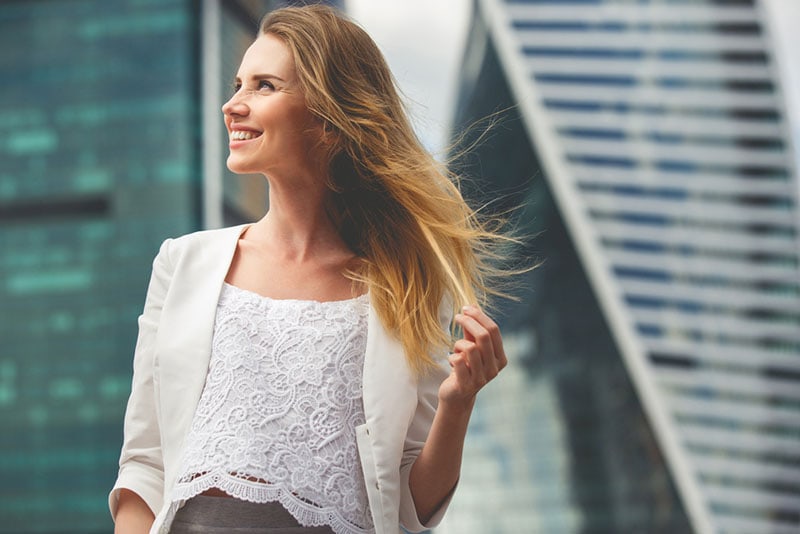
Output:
top-left (110, 239), bottom-right (174, 528)
top-left (408, 305), bottom-right (507, 524)
top-left (114, 489), bottom-right (155, 534)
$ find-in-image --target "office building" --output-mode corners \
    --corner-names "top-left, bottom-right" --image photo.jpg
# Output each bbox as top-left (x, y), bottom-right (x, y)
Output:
top-left (440, 0), bottom-right (800, 533)
top-left (0, 1), bottom-right (281, 531)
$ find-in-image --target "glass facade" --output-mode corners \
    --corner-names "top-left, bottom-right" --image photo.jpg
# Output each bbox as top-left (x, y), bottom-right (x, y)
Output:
top-left (0, 1), bottom-right (200, 531)
top-left (441, 0), bottom-right (800, 532)
top-left (440, 11), bottom-right (691, 533)
top-left (0, 0), bottom-right (271, 531)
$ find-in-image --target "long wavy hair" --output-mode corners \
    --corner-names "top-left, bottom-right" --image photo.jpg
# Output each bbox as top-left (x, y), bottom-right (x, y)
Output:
top-left (261, 5), bottom-right (514, 376)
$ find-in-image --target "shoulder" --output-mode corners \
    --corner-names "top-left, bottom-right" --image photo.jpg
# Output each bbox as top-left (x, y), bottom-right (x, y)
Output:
top-left (148, 225), bottom-right (247, 279)
top-left (169, 224), bottom-right (248, 249)
top-left (161, 224), bottom-right (247, 259)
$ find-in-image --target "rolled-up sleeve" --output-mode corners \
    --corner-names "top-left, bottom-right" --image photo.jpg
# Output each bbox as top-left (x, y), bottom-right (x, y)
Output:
top-left (398, 359), bottom-right (452, 532)
top-left (398, 298), bottom-right (455, 532)
top-left (109, 238), bottom-right (174, 520)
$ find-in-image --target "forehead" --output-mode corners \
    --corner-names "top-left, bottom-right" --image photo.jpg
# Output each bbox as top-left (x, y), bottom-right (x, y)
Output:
top-left (237, 33), bottom-right (296, 80)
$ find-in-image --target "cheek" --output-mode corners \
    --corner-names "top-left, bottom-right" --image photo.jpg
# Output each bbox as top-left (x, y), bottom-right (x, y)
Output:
top-left (283, 120), bottom-right (319, 148)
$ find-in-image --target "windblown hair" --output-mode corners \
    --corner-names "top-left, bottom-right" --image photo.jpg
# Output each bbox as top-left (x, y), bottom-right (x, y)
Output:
top-left (261, 4), bottom-right (513, 376)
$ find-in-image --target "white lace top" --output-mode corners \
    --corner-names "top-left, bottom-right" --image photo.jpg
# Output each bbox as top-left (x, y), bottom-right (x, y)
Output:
top-left (171, 283), bottom-right (374, 534)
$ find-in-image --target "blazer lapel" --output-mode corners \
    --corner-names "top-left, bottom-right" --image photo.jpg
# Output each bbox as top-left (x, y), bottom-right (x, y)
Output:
top-left (156, 224), bottom-right (248, 475)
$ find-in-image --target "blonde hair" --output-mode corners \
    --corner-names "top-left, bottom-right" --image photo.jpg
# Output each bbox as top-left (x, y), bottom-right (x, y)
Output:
top-left (261, 5), bottom-right (514, 375)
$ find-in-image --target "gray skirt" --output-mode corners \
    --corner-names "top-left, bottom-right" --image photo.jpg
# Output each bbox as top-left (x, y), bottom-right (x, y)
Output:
top-left (169, 495), bottom-right (336, 534)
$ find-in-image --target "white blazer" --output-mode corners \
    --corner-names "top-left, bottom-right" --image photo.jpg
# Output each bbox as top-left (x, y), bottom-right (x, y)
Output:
top-left (108, 224), bottom-right (453, 534)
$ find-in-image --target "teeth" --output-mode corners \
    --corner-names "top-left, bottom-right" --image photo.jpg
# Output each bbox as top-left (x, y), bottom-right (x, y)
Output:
top-left (231, 130), bottom-right (258, 141)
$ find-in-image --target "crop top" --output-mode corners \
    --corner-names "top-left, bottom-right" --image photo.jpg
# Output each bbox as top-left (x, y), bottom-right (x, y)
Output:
top-left (169, 283), bottom-right (374, 534)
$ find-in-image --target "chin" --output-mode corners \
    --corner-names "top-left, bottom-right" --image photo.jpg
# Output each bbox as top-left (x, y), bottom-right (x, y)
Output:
top-left (226, 158), bottom-right (260, 175)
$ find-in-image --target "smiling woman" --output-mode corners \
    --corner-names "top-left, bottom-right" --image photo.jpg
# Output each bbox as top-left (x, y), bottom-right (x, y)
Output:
top-left (109, 5), bottom-right (516, 534)
top-left (223, 34), bottom-right (327, 182)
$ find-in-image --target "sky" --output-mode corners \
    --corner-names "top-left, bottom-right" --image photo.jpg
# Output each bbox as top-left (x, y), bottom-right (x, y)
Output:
top-left (346, 0), bottom-right (472, 154)
top-left (346, 0), bottom-right (800, 162)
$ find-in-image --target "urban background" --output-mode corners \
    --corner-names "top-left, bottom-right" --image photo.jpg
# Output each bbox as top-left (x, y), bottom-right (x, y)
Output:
top-left (0, 0), bottom-right (798, 533)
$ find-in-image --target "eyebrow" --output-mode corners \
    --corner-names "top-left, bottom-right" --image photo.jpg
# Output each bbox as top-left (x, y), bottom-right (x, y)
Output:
top-left (235, 74), bottom-right (287, 83)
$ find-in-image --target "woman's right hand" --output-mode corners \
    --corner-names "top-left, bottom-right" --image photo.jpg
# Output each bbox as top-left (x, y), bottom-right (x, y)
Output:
top-left (114, 489), bottom-right (154, 534)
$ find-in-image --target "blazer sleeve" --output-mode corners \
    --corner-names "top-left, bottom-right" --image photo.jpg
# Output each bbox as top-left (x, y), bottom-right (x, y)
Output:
top-left (398, 299), bottom-right (455, 532)
top-left (108, 238), bottom-right (174, 520)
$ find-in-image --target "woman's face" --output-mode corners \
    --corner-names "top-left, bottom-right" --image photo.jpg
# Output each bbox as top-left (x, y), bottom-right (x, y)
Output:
top-left (222, 33), bottom-right (322, 179)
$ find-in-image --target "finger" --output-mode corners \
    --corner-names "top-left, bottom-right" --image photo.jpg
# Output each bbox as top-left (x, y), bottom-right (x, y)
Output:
top-left (450, 350), bottom-right (487, 395)
top-left (449, 352), bottom-right (472, 384)
top-left (461, 305), bottom-right (503, 351)
top-left (455, 313), bottom-right (496, 361)
top-left (461, 305), bottom-right (507, 369)
top-left (453, 328), bottom-right (499, 386)
top-left (453, 339), bottom-right (477, 371)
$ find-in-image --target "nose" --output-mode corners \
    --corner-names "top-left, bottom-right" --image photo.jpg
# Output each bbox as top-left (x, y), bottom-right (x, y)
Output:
top-left (222, 91), bottom-right (249, 118)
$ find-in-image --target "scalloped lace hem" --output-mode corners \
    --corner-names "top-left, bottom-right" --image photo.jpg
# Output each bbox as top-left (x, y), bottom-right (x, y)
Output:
top-left (171, 471), bottom-right (374, 534)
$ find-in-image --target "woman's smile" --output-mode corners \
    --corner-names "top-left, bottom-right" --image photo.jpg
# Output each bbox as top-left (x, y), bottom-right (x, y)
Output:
top-left (229, 128), bottom-right (263, 143)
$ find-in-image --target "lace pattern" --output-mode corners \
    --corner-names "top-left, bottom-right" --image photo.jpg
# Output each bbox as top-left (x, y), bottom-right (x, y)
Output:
top-left (172, 283), bottom-right (374, 534)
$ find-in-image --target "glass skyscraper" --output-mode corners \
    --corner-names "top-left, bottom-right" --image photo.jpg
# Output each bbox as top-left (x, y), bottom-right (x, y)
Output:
top-left (440, 0), bottom-right (799, 533)
top-left (0, 1), bottom-right (276, 531)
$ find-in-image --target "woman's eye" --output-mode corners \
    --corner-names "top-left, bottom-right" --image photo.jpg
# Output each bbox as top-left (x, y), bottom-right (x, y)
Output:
top-left (258, 80), bottom-right (275, 91)
top-left (231, 82), bottom-right (242, 95)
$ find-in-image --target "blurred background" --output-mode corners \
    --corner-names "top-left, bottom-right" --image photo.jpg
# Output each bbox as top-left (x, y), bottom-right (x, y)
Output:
top-left (1, 0), bottom-right (798, 533)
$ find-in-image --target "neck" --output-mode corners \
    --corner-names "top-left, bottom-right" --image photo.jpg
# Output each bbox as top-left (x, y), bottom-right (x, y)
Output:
top-left (246, 176), bottom-right (347, 262)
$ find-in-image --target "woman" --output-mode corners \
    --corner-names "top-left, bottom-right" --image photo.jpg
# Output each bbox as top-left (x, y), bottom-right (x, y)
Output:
top-left (110, 4), bottom-right (509, 534)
